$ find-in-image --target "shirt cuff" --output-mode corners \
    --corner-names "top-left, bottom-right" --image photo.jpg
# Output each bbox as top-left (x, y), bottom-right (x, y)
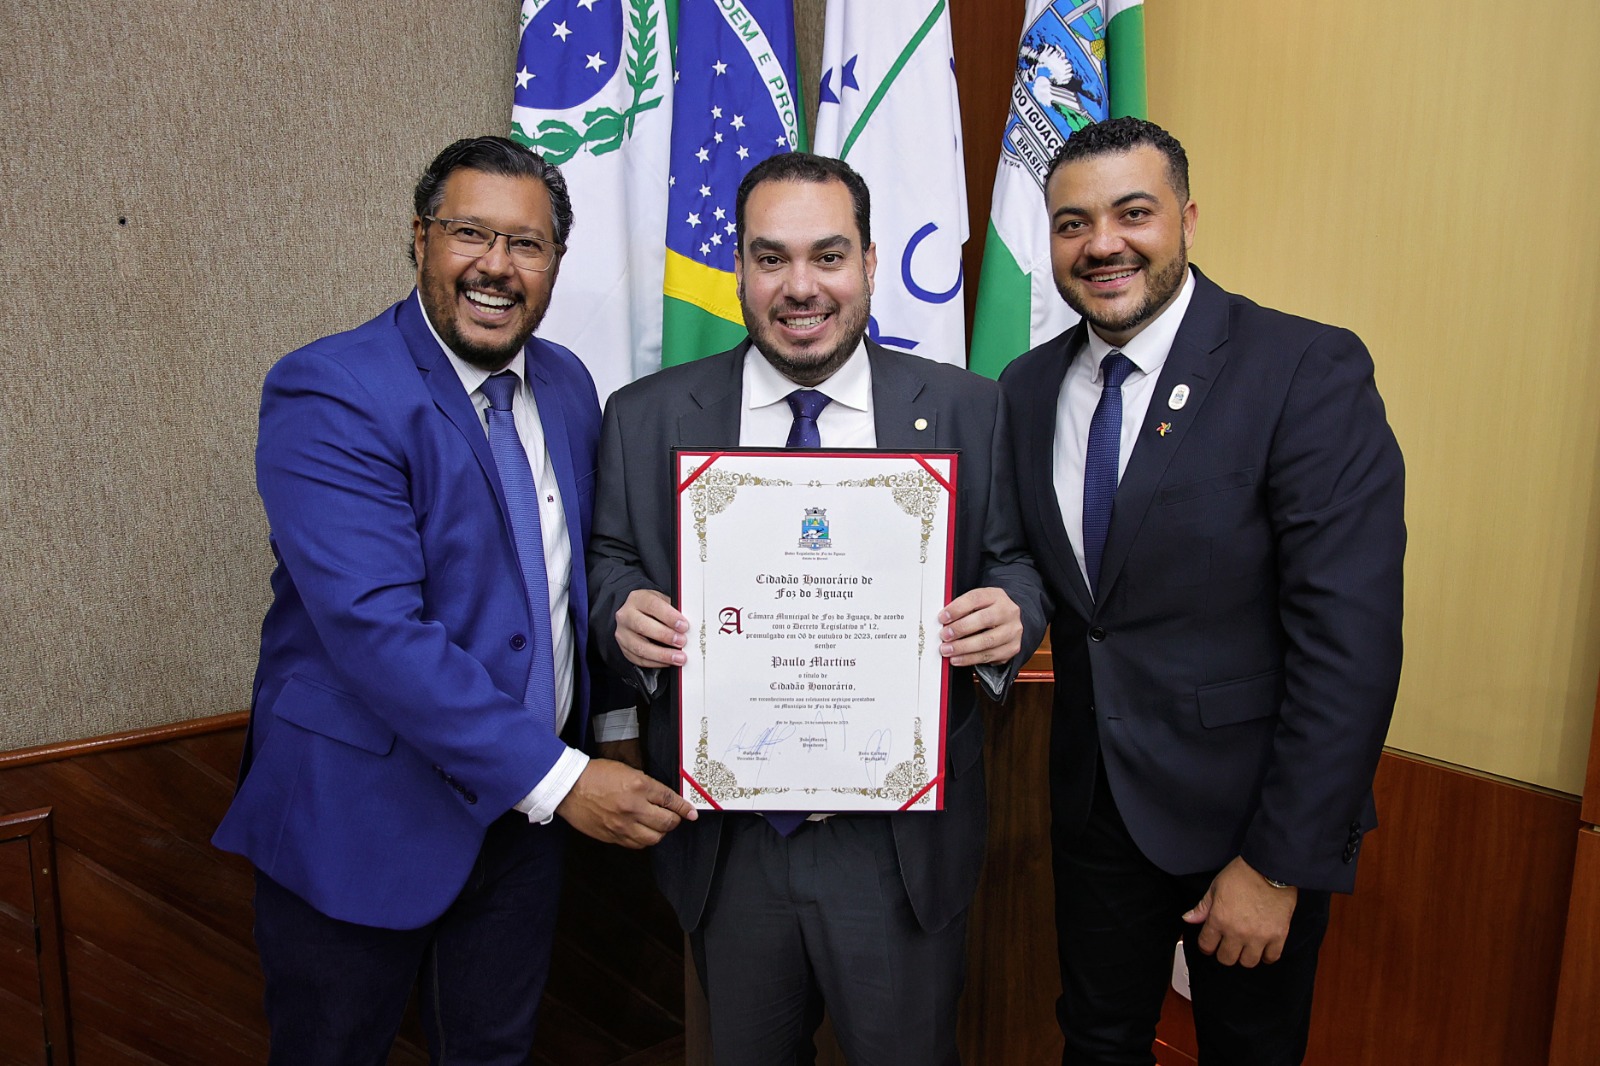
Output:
top-left (592, 706), bottom-right (640, 742)
top-left (974, 662), bottom-right (1008, 702)
top-left (513, 747), bottom-right (590, 825)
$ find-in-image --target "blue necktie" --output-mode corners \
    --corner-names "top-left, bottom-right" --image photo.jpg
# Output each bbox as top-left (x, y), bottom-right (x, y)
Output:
top-left (1082, 352), bottom-right (1135, 599)
top-left (481, 372), bottom-right (558, 732)
top-left (766, 389), bottom-right (833, 836)
top-left (785, 388), bottom-right (831, 449)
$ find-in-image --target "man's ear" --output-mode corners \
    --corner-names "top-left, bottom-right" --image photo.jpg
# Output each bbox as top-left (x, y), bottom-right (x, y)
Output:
top-left (863, 242), bottom-right (877, 295)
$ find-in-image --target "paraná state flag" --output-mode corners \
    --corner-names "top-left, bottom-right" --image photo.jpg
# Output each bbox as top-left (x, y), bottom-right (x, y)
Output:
top-left (511, 0), bottom-right (674, 401)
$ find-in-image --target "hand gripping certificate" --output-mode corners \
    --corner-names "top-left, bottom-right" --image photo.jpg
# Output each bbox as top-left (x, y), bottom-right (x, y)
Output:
top-left (675, 449), bottom-right (957, 813)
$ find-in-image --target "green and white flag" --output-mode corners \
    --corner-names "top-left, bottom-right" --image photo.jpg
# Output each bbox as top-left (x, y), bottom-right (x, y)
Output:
top-left (511, 0), bottom-right (675, 401)
top-left (969, 0), bottom-right (1146, 378)
top-left (813, 0), bottom-right (968, 367)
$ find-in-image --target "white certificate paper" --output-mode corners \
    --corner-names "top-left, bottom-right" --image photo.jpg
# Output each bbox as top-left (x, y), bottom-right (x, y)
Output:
top-left (675, 450), bottom-right (957, 812)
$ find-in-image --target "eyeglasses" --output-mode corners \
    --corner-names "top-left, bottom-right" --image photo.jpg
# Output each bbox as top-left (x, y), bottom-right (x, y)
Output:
top-left (423, 216), bottom-right (565, 272)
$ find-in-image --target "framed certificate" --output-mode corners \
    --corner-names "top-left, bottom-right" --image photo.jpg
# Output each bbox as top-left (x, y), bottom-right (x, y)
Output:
top-left (674, 449), bottom-right (958, 813)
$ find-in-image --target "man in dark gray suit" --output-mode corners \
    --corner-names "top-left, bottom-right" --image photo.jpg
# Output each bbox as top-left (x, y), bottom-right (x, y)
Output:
top-left (588, 153), bottom-right (1047, 1065)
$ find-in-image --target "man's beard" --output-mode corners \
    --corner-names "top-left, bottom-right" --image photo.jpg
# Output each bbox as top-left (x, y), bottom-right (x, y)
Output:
top-left (1057, 236), bottom-right (1188, 339)
top-left (743, 294), bottom-right (871, 387)
top-left (427, 276), bottom-right (548, 372)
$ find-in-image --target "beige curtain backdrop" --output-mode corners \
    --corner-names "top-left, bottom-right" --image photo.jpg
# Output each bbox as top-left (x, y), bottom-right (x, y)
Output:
top-left (0, 1), bottom-right (522, 749)
top-left (3, 0), bottom-right (1597, 801)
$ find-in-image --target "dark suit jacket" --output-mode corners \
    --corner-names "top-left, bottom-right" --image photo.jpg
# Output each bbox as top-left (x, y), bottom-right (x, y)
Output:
top-left (999, 267), bottom-right (1404, 894)
top-left (588, 338), bottom-right (1047, 933)
top-left (214, 293), bottom-right (608, 929)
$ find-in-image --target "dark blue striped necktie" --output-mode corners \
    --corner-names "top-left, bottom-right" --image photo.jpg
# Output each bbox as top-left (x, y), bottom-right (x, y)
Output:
top-left (1082, 351), bottom-right (1135, 599)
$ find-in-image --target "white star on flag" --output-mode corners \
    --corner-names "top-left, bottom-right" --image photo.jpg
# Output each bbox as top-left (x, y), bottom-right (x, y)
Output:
top-left (700, 242), bottom-right (711, 255)
top-left (731, 115), bottom-right (745, 129)
top-left (714, 132), bottom-right (724, 143)
top-left (713, 207), bottom-right (726, 219)
top-left (698, 184), bottom-right (712, 197)
top-left (711, 106), bottom-right (723, 119)
top-left (576, 0), bottom-right (599, 9)
top-left (711, 233), bottom-right (722, 245)
top-left (713, 60), bottom-right (727, 74)
top-left (696, 147), bottom-right (710, 163)
top-left (552, 21), bottom-right (571, 41)
top-left (737, 146), bottom-right (749, 160)
top-left (515, 67), bottom-right (533, 88)
top-left (586, 52), bottom-right (606, 71)
top-left (687, 213), bottom-right (701, 226)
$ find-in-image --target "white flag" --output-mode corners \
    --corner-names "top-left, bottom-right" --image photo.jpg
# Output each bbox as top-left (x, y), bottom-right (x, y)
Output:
top-left (813, 0), bottom-right (968, 367)
top-left (511, 0), bottom-right (674, 401)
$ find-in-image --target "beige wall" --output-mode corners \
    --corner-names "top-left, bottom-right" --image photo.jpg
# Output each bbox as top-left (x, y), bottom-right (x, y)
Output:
top-left (0, 2), bottom-right (522, 750)
top-left (1147, 1), bottom-right (1600, 793)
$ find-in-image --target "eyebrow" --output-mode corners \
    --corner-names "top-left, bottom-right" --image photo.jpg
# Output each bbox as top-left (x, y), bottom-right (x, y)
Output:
top-left (747, 234), bottom-right (854, 255)
top-left (1050, 190), bottom-right (1161, 222)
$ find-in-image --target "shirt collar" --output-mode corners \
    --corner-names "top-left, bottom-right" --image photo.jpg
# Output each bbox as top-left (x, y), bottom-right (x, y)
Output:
top-left (745, 337), bottom-right (872, 411)
top-left (1079, 266), bottom-right (1196, 384)
top-left (417, 290), bottom-right (527, 397)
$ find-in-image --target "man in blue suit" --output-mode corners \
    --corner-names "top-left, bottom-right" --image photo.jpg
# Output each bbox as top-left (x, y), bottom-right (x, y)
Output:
top-left (999, 119), bottom-right (1404, 1064)
top-left (214, 137), bottom-right (695, 1065)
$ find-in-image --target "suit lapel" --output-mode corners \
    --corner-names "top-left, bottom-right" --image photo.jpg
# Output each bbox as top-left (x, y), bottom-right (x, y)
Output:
top-left (1019, 326), bottom-right (1095, 619)
top-left (676, 343), bottom-right (747, 446)
top-left (865, 339), bottom-right (931, 449)
top-left (1095, 270), bottom-right (1230, 603)
top-left (525, 338), bottom-right (582, 575)
top-left (399, 293), bottom-right (514, 527)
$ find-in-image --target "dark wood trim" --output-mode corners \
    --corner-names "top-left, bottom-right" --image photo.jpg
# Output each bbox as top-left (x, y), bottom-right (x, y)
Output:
top-left (1582, 679), bottom-right (1600, 826)
top-left (0, 712), bottom-right (248, 770)
top-left (1551, 826), bottom-right (1600, 1065)
top-left (0, 807), bottom-right (73, 1065)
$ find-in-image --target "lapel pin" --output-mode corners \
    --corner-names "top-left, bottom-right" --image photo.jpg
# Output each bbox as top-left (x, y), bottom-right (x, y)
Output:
top-left (1157, 422), bottom-right (1173, 437)
top-left (1168, 384), bottom-right (1190, 410)
top-left (914, 417), bottom-right (928, 431)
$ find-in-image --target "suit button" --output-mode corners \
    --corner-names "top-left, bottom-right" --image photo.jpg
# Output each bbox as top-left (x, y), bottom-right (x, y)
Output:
top-left (1089, 627), bottom-right (1106, 642)
top-left (464, 792), bottom-right (478, 805)
top-left (510, 634), bottom-right (528, 651)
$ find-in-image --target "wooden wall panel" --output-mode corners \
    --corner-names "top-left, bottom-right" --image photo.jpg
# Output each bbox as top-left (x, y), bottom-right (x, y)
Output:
top-left (1550, 827), bottom-right (1600, 1065)
top-left (1153, 752), bottom-right (1579, 1066)
top-left (0, 716), bottom-right (687, 1065)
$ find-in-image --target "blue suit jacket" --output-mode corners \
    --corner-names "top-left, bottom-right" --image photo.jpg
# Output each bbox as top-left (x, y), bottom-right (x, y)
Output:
top-left (214, 293), bottom-right (605, 929)
top-left (999, 267), bottom-right (1405, 893)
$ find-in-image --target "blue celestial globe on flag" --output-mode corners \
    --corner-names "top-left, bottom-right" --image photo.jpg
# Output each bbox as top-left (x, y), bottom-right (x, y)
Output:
top-left (516, 0), bottom-right (625, 111)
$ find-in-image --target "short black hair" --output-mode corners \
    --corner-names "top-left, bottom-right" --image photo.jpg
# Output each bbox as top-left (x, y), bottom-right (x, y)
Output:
top-left (409, 136), bottom-right (574, 266)
top-left (1044, 117), bottom-right (1189, 203)
top-left (735, 152), bottom-right (871, 253)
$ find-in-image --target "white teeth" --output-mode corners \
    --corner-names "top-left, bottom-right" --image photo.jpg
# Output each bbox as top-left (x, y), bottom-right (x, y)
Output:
top-left (1093, 270), bottom-right (1137, 282)
top-left (466, 290), bottom-right (513, 309)
top-left (784, 314), bottom-right (827, 329)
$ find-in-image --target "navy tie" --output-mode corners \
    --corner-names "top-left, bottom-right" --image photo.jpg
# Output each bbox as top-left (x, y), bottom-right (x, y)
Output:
top-left (785, 389), bottom-right (831, 449)
top-left (1082, 352), bottom-right (1135, 599)
top-left (481, 372), bottom-right (558, 732)
top-left (766, 389), bottom-right (834, 836)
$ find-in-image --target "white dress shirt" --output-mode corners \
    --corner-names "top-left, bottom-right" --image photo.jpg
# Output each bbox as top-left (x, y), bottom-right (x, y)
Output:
top-left (1053, 268), bottom-right (1197, 589)
top-left (421, 297), bottom-right (590, 822)
top-left (740, 338), bottom-right (876, 447)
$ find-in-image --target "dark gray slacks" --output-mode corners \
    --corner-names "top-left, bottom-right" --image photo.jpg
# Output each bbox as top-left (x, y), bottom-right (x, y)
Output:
top-left (691, 813), bottom-right (968, 1066)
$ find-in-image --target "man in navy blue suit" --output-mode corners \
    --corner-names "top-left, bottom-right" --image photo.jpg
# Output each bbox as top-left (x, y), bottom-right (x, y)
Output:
top-left (999, 118), bottom-right (1404, 1065)
top-left (214, 137), bottom-right (694, 1065)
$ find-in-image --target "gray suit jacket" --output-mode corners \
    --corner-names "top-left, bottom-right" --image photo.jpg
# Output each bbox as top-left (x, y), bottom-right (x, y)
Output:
top-left (589, 338), bottom-right (1047, 933)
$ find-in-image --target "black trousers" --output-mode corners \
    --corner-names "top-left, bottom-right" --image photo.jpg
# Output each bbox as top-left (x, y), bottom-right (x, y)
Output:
top-left (253, 811), bottom-right (565, 1066)
top-left (1053, 767), bottom-right (1330, 1066)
